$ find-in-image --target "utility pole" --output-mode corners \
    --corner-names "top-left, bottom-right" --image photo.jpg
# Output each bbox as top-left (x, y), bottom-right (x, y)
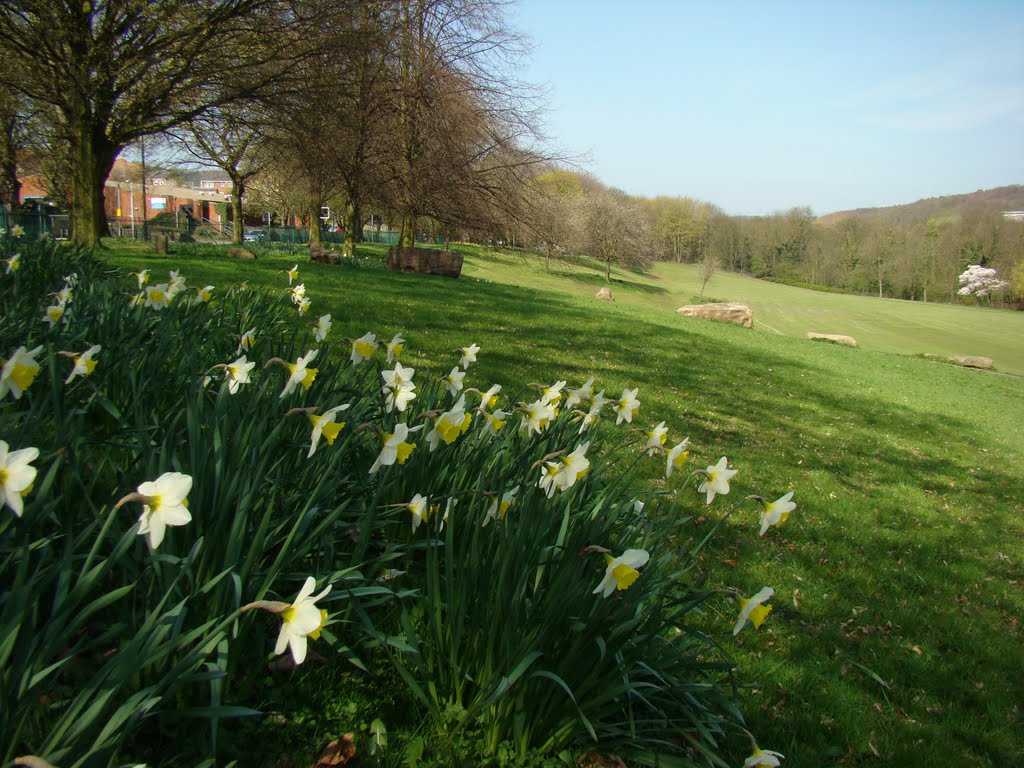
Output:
top-left (140, 136), bottom-right (148, 241)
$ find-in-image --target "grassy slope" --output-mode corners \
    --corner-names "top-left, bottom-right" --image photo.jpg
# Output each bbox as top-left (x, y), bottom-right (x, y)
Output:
top-left (101, 241), bottom-right (1024, 766)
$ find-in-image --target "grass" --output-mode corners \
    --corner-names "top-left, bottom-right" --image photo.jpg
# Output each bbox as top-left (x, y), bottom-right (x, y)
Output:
top-left (100, 239), bottom-right (1024, 766)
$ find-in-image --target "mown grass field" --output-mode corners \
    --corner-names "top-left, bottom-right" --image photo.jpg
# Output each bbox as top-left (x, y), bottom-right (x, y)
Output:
top-left (101, 239), bottom-right (1024, 766)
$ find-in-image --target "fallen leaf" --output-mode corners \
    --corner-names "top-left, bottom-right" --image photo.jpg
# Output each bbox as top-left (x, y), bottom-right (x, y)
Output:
top-left (313, 734), bottom-right (357, 767)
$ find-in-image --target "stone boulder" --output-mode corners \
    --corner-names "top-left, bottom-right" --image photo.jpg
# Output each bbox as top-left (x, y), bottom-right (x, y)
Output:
top-left (386, 246), bottom-right (463, 278)
top-left (227, 247), bottom-right (256, 260)
top-left (309, 244), bottom-right (341, 264)
top-left (925, 354), bottom-right (994, 369)
top-left (676, 302), bottom-right (753, 329)
top-left (595, 286), bottom-right (614, 301)
top-left (806, 332), bottom-right (858, 347)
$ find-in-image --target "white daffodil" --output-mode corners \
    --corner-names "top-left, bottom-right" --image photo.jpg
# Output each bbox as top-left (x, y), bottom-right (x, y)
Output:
top-left (744, 747), bottom-right (785, 767)
top-left (296, 297), bottom-right (311, 315)
top-left (521, 398), bottom-right (556, 435)
top-left (483, 485), bottom-right (519, 526)
top-left (665, 438), bottom-right (690, 478)
top-left (612, 387), bottom-right (640, 425)
top-left (314, 314), bottom-right (332, 343)
top-left (540, 380), bottom-right (566, 406)
top-left (275, 576), bottom-right (330, 665)
top-left (369, 423), bottom-right (421, 474)
top-left (168, 269), bottom-right (187, 295)
top-left (288, 283), bottom-right (306, 304)
top-left (54, 285), bottom-right (73, 305)
top-left (287, 264), bottom-right (299, 284)
top-left (5, 252), bottom-right (20, 273)
top-left (130, 269), bottom-right (150, 289)
top-left (144, 283), bottom-right (172, 309)
top-left (11, 224), bottom-right (24, 238)
top-left (443, 366), bottom-right (465, 397)
top-left (238, 327), bottom-right (256, 354)
top-left (699, 456), bottom-right (738, 505)
top-left (644, 421), bottom-right (668, 456)
top-left (280, 349), bottom-right (319, 398)
top-left (459, 342), bottom-right (480, 370)
top-left (226, 355), bottom-right (255, 394)
top-left (385, 333), bottom-right (405, 363)
top-left (757, 492), bottom-right (796, 536)
top-left (564, 377), bottom-right (594, 410)
top-left (350, 332), bottom-right (377, 365)
top-left (0, 440), bottom-right (39, 517)
top-left (478, 383), bottom-right (501, 411)
top-left (42, 303), bottom-right (65, 327)
top-left (66, 344), bottom-right (101, 383)
top-left (1, 344), bottom-right (43, 400)
top-left (578, 390), bottom-right (608, 434)
top-left (426, 395), bottom-right (472, 451)
top-left (733, 587), bottom-right (774, 636)
top-left (196, 285), bottom-right (214, 303)
top-left (593, 549), bottom-right (650, 598)
top-left (307, 404), bottom-right (350, 458)
top-left (381, 362), bottom-right (416, 413)
top-left (538, 441), bottom-right (591, 498)
top-left (134, 472), bottom-right (193, 550)
top-left (408, 493), bottom-right (429, 532)
top-left (482, 408), bottom-right (507, 435)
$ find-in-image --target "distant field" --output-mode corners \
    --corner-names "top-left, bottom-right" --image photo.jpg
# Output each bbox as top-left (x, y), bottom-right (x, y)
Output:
top-left (99, 239), bottom-right (1024, 766)
top-left (459, 248), bottom-right (1024, 376)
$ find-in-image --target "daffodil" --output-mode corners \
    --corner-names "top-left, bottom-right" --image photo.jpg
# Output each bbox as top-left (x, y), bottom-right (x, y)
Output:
top-left (540, 380), bottom-right (566, 406)
top-left (459, 342), bottom-right (480, 370)
top-left (238, 327), bottom-right (256, 353)
top-left (593, 549), bottom-right (649, 597)
top-left (443, 366), bottom-right (465, 397)
top-left (287, 264), bottom-right (299, 284)
top-left (733, 587), bottom-right (774, 635)
top-left (1, 344), bottom-right (43, 400)
top-left (757, 492), bottom-right (796, 536)
top-left (65, 344), bottom-right (101, 383)
top-left (130, 472), bottom-right (193, 550)
top-left (699, 456), bottom-right (738, 505)
top-left (350, 332), bottom-right (377, 365)
top-left (381, 362), bottom-right (416, 413)
top-left (168, 269), bottom-right (187, 296)
top-left (385, 333), bottom-right (405, 363)
top-left (744, 747), bottom-right (784, 767)
top-left (564, 377), bottom-right (594, 410)
top-left (408, 493), bottom-right (429, 532)
top-left (644, 421), bottom-right (668, 455)
top-left (578, 390), bottom-right (608, 434)
top-left (5, 252), bottom-right (20, 272)
top-left (279, 349), bottom-right (319, 398)
top-left (130, 269), bottom-right (150, 289)
top-left (0, 440), bottom-right (39, 517)
top-left (296, 296), bottom-right (311, 315)
top-left (477, 383), bottom-right (501, 411)
top-left (275, 576), bottom-right (331, 665)
top-left (307, 404), bottom-right (350, 457)
top-left (482, 408), bottom-right (507, 435)
top-left (196, 285), bottom-right (214, 303)
top-left (538, 442), bottom-right (590, 498)
top-left (483, 485), bottom-right (519, 526)
top-left (144, 283), bottom-right (171, 309)
top-left (665, 438), bottom-right (690, 478)
top-left (369, 423), bottom-right (421, 474)
top-left (426, 395), bottom-right (473, 451)
top-left (612, 388), bottom-right (640, 425)
top-left (11, 224), bottom-right (24, 238)
top-left (42, 303), bottom-right (65, 327)
top-left (288, 283), bottom-right (306, 304)
top-left (225, 355), bottom-right (255, 394)
top-left (521, 398), bottom-right (556, 435)
top-left (314, 313), bottom-right (332, 342)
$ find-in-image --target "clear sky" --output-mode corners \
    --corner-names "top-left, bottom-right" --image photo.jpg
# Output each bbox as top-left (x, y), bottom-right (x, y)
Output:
top-left (510, 0), bottom-right (1024, 216)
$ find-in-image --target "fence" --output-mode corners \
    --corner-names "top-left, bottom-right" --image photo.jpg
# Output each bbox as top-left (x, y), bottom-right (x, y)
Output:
top-left (0, 207), bottom-right (71, 240)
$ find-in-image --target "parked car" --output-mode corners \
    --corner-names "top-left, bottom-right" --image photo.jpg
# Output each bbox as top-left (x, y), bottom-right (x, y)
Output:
top-left (242, 227), bottom-right (268, 242)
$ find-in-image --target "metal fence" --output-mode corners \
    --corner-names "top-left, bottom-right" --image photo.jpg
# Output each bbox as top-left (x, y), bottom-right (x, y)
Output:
top-left (0, 207), bottom-right (71, 240)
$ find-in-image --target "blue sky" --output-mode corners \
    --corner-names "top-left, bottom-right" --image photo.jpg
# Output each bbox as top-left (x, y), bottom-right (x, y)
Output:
top-left (510, 0), bottom-right (1024, 216)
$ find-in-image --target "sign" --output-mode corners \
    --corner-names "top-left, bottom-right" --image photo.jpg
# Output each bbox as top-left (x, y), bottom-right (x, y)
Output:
top-left (150, 197), bottom-right (166, 210)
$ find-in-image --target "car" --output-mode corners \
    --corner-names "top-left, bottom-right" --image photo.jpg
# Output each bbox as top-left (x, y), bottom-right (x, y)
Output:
top-left (242, 227), bottom-right (268, 242)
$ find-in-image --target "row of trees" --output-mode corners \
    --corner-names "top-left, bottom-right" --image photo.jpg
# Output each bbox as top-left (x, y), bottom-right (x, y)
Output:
top-left (0, 0), bottom-right (546, 250)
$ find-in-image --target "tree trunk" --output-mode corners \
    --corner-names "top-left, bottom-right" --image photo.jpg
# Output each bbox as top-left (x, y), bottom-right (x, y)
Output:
top-left (70, 116), bottom-right (116, 248)
top-left (308, 200), bottom-right (322, 247)
top-left (230, 177), bottom-right (244, 245)
top-left (343, 198), bottom-right (361, 257)
top-left (605, 255), bottom-right (611, 282)
top-left (400, 214), bottom-right (415, 248)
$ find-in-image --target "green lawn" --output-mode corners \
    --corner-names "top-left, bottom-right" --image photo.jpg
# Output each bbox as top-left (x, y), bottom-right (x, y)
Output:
top-left (101, 240), bottom-right (1024, 766)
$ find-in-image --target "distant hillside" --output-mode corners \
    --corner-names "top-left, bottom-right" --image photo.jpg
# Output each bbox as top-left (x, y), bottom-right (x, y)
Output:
top-left (818, 185), bottom-right (1024, 225)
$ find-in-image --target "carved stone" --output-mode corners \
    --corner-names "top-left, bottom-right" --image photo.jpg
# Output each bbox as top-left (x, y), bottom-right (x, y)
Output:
top-left (387, 246), bottom-right (463, 278)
